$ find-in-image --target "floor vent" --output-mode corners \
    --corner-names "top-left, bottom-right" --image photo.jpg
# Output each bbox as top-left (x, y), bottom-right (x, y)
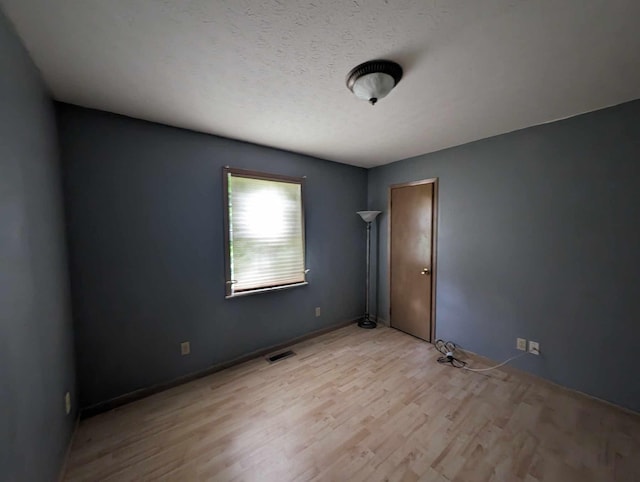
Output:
top-left (266, 350), bottom-right (296, 363)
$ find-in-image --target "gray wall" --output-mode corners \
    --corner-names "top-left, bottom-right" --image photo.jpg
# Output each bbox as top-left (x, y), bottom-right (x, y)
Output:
top-left (0, 9), bottom-right (76, 482)
top-left (368, 100), bottom-right (640, 412)
top-left (57, 104), bottom-right (367, 409)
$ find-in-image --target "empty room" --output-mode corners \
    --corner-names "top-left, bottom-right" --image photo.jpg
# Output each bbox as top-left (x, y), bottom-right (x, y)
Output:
top-left (1, 1), bottom-right (639, 481)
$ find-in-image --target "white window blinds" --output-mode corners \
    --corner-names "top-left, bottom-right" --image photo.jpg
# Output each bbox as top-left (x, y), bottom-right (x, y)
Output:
top-left (225, 170), bottom-right (306, 296)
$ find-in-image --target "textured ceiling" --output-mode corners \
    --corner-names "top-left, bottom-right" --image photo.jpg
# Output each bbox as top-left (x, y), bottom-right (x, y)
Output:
top-left (2, 0), bottom-right (640, 167)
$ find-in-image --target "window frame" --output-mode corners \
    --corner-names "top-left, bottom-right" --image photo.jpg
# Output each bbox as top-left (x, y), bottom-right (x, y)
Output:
top-left (222, 167), bottom-right (308, 299)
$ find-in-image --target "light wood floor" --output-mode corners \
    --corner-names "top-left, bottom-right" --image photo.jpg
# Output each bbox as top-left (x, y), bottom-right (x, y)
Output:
top-left (64, 325), bottom-right (640, 482)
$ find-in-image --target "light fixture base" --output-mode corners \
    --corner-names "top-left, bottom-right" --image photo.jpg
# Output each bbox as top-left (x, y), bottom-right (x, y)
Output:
top-left (346, 60), bottom-right (403, 105)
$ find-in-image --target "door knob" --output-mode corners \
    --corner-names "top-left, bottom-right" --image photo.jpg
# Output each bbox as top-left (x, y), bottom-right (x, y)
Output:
top-left (420, 268), bottom-right (430, 275)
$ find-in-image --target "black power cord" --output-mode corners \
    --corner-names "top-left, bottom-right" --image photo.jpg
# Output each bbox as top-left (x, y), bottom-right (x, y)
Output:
top-left (434, 339), bottom-right (467, 368)
top-left (435, 339), bottom-right (530, 372)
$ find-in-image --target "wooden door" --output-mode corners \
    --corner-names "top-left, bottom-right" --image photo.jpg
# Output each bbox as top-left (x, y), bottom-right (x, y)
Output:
top-left (390, 180), bottom-right (437, 341)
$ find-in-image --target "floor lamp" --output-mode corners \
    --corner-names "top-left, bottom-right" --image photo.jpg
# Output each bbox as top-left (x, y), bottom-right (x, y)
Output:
top-left (357, 211), bottom-right (381, 329)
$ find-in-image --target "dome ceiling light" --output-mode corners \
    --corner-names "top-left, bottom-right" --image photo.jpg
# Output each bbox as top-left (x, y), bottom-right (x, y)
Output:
top-left (346, 59), bottom-right (403, 105)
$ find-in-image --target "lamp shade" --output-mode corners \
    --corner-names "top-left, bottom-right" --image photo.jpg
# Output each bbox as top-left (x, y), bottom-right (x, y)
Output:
top-left (357, 211), bottom-right (382, 223)
top-left (346, 60), bottom-right (403, 105)
top-left (351, 73), bottom-right (396, 103)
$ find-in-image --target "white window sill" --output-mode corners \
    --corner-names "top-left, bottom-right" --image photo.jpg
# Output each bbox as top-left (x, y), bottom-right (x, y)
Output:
top-left (226, 281), bottom-right (308, 299)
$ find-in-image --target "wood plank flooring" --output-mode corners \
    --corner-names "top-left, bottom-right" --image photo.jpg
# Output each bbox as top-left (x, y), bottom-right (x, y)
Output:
top-left (63, 325), bottom-right (640, 481)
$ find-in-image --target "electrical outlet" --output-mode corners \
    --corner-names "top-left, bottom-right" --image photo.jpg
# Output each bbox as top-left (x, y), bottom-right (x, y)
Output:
top-left (529, 341), bottom-right (540, 355)
top-left (180, 341), bottom-right (191, 356)
top-left (516, 338), bottom-right (527, 351)
top-left (315, 307), bottom-right (321, 317)
top-left (65, 392), bottom-right (71, 415)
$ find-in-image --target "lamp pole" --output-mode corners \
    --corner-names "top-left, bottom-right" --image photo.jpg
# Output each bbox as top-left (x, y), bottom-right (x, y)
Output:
top-left (356, 211), bottom-right (381, 329)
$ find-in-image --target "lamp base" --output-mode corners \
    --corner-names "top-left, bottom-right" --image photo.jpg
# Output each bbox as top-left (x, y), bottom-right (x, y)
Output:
top-left (357, 318), bottom-right (377, 329)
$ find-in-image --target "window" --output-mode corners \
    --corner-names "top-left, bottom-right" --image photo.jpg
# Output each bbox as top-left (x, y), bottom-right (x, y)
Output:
top-left (223, 167), bottom-right (307, 298)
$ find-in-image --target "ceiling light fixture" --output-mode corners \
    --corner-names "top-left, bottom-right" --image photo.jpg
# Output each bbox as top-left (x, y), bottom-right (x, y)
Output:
top-left (346, 59), bottom-right (403, 106)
